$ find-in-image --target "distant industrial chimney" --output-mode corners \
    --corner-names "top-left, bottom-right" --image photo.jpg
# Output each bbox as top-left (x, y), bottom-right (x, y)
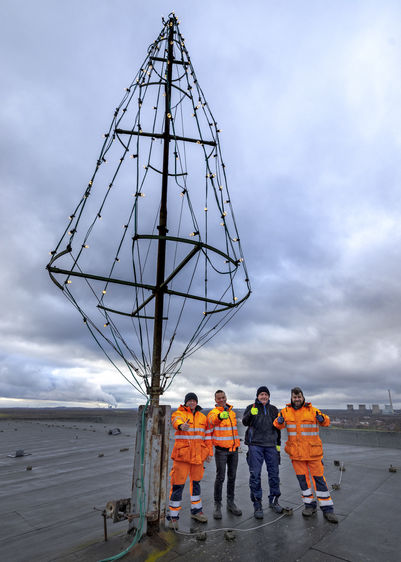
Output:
top-left (388, 389), bottom-right (394, 414)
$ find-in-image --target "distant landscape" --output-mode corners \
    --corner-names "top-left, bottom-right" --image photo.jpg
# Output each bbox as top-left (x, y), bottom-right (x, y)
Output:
top-left (0, 407), bottom-right (400, 432)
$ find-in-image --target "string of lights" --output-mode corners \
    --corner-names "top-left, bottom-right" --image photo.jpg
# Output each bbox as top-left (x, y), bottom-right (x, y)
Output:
top-left (47, 13), bottom-right (251, 398)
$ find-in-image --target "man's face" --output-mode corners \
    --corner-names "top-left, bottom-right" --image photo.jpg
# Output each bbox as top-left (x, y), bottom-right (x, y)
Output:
top-left (291, 392), bottom-right (304, 407)
top-left (186, 399), bottom-right (197, 412)
top-left (215, 392), bottom-right (227, 408)
top-left (258, 392), bottom-right (269, 405)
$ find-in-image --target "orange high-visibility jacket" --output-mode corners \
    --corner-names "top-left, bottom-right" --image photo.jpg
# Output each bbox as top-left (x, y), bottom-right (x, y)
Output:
top-left (273, 402), bottom-right (330, 460)
top-left (171, 405), bottom-right (212, 464)
top-left (207, 404), bottom-right (240, 452)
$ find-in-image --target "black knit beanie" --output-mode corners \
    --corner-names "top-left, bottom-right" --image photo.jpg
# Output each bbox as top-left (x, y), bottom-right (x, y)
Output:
top-left (184, 392), bottom-right (198, 405)
top-left (256, 386), bottom-right (270, 398)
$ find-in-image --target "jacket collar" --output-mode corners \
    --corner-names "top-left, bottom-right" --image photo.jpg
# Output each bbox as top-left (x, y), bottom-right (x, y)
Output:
top-left (179, 404), bottom-right (202, 413)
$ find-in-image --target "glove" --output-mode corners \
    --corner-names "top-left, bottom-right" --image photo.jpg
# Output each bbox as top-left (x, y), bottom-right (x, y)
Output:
top-left (219, 411), bottom-right (229, 420)
top-left (316, 411), bottom-right (324, 423)
top-left (276, 445), bottom-right (281, 452)
top-left (277, 412), bottom-right (284, 424)
top-left (251, 407), bottom-right (258, 415)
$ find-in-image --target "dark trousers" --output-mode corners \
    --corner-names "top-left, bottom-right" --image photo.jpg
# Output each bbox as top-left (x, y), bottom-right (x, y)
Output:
top-left (247, 445), bottom-right (280, 503)
top-left (214, 447), bottom-right (239, 502)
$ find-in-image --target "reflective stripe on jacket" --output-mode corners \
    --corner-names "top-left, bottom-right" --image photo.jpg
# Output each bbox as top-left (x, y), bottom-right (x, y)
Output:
top-left (171, 405), bottom-right (211, 464)
top-left (207, 404), bottom-right (240, 452)
top-left (273, 402), bottom-right (330, 460)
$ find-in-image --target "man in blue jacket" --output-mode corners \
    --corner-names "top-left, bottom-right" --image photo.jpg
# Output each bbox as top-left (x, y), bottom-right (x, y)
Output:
top-left (242, 386), bottom-right (282, 519)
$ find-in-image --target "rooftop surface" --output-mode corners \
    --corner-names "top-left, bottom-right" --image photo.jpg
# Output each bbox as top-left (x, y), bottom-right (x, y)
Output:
top-left (1, 411), bottom-right (400, 561)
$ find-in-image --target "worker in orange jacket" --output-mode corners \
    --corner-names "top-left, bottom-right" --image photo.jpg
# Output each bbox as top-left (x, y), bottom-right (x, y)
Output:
top-left (167, 392), bottom-right (212, 528)
top-left (207, 389), bottom-right (242, 519)
top-left (273, 387), bottom-right (338, 523)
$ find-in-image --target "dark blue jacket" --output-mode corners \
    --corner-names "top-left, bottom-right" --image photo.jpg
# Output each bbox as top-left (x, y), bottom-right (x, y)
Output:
top-left (242, 399), bottom-right (281, 447)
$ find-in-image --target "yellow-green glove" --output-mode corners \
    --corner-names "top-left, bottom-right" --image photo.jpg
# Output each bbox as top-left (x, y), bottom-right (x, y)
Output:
top-left (219, 411), bottom-right (229, 420)
top-left (251, 407), bottom-right (258, 415)
top-left (276, 445), bottom-right (281, 452)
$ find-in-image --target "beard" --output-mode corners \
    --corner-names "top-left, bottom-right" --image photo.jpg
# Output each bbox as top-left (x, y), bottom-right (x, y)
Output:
top-left (291, 398), bottom-right (305, 409)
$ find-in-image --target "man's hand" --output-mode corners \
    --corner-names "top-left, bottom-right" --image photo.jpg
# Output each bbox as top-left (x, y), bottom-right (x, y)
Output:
top-left (277, 411), bottom-right (284, 424)
top-left (316, 411), bottom-right (324, 423)
top-left (251, 407), bottom-right (258, 415)
top-left (219, 411), bottom-right (229, 420)
top-left (180, 422), bottom-right (190, 430)
top-left (276, 445), bottom-right (281, 452)
top-left (205, 455), bottom-right (212, 463)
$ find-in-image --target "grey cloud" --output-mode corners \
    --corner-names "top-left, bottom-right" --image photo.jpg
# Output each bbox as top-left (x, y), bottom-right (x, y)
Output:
top-left (1, 1), bottom-right (401, 410)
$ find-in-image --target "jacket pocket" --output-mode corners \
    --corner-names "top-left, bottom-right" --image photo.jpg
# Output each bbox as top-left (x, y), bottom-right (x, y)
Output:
top-left (285, 441), bottom-right (297, 457)
top-left (200, 442), bottom-right (209, 461)
top-left (309, 442), bottom-right (323, 458)
top-left (175, 442), bottom-right (190, 461)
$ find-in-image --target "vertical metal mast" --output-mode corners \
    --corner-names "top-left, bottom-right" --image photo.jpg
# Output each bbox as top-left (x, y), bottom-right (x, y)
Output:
top-left (150, 17), bottom-right (174, 406)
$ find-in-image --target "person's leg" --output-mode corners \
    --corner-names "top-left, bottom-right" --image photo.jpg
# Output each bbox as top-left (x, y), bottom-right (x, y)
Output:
top-left (213, 448), bottom-right (227, 519)
top-left (214, 448), bottom-right (227, 503)
top-left (309, 459), bottom-right (336, 516)
top-left (168, 460), bottom-right (189, 520)
top-left (226, 450), bottom-right (241, 515)
top-left (189, 463), bottom-right (206, 517)
top-left (263, 446), bottom-right (283, 513)
top-left (247, 445), bottom-right (264, 502)
top-left (226, 450), bottom-right (239, 501)
top-left (291, 459), bottom-right (317, 515)
top-left (263, 446), bottom-right (281, 502)
top-left (247, 445), bottom-right (264, 518)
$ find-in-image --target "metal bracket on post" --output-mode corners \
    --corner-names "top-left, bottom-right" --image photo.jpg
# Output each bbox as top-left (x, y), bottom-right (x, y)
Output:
top-left (130, 404), bottom-right (171, 536)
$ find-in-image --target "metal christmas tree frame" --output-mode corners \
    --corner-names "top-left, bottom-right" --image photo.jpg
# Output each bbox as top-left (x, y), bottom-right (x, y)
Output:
top-left (47, 13), bottom-right (251, 534)
top-left (47, 13), bottom-right (251, 406)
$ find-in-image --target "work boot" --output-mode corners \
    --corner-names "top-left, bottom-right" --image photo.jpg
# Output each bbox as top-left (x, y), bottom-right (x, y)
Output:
top-left (191, 511), bottom-right (208, 523)
top-left (302, 506), bottom-right (317, 517)
top-left (323, 511), bottom-right (339, 523)
top-left (213, 502), bottom-right (222, 519)
top-left (269, 496), bottom-right (283, 514)
top-left (168, 517), bottom-right (179, 530)
top-left (227, 500), bottom-right (242, 516)
top-left (253, 501), bottom-right (263, 519)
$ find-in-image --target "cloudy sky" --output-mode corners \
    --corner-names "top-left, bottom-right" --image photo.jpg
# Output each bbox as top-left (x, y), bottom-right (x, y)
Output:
top-left (1, 0), bottom-right (401, 410)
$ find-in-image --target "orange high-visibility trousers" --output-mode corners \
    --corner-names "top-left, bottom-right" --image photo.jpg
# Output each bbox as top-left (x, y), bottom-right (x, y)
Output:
top-left (168, 460), bottom-right (204, 519)
top-left (292, 459), bottom-right (334, 512)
